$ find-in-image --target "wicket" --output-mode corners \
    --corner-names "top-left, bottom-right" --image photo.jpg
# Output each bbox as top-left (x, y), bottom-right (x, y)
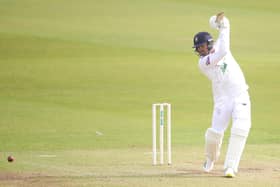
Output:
top-left (152, 103), bottom-right (171, 165)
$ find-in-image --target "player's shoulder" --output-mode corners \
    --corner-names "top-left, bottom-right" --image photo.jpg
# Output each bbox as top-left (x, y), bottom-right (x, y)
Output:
top-left (199, 55), bottom-right (211, 67)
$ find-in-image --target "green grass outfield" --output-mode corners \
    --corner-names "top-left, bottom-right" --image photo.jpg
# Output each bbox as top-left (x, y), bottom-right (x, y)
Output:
top-left (0, 0), bottom-right (279, 186)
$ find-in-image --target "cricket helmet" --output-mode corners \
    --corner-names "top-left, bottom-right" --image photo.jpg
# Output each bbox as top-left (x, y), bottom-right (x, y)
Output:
top-left (192, 32), bottom-right (214, 51)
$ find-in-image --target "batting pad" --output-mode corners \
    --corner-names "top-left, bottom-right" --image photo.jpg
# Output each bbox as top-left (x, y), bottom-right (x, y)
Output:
top-left (224, 128), bottom-right (249, 173)
top-left (205, 128), bottom-right (224, 162)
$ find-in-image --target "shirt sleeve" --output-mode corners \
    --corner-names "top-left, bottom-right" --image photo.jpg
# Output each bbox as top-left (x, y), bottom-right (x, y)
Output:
top-left (199, 17), bottom-right (230, 68)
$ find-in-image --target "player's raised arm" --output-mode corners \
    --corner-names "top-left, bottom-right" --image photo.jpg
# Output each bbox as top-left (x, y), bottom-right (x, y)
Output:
top-left (209, 12), bottom-right (230, 63)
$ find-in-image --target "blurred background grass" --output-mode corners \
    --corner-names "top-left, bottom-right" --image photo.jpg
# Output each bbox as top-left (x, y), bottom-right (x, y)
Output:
top-left (0, 0), bottom-right (279, 151)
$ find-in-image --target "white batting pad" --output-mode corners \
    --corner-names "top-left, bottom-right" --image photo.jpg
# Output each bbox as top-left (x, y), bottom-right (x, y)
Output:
top-left (205, 128), bottom-right (224, 162)
top-left (224, 128), bottom-right (249, 173)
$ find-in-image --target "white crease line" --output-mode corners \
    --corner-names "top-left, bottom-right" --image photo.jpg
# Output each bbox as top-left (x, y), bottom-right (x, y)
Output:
top-left (95, 131), bottom-right (103, 136)
top-left (38, 155), bottom-right (57, 158)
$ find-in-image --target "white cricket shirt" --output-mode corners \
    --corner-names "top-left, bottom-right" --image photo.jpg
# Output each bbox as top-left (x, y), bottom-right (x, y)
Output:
top-left (198, 18), bottom-right (248, 103)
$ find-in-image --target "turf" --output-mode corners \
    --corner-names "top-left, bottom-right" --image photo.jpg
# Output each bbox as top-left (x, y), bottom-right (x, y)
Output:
top-left (0, 0), bottom-right (279, 186)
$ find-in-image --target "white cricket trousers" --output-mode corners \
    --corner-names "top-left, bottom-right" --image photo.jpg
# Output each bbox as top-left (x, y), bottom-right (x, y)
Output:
top-left (211, 91), bottom-right (251, 133)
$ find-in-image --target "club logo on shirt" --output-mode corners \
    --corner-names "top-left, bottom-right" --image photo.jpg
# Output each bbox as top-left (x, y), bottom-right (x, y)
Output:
top-left (220, 62), bottom-right (227, 74)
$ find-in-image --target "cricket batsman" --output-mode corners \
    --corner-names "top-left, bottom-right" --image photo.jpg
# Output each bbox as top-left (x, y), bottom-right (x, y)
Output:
top-left (192, 12), bottom-right (251, 177)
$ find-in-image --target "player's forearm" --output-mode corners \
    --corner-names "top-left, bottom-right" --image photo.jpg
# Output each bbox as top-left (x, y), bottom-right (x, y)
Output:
top-left (217, 27), bottom-right (230, 56)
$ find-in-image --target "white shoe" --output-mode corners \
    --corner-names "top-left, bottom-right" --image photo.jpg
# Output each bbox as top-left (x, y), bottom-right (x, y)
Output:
top-left (203, 159), bottom-right (214, 172)
top-left (224, 168), bottom-right (235, 178)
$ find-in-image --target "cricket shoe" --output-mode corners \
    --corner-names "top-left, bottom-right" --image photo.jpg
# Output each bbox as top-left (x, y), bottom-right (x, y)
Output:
top-left (203, 158), bottom-right (214, 172)
top-left (224, 168), bottom-right (235, 178)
